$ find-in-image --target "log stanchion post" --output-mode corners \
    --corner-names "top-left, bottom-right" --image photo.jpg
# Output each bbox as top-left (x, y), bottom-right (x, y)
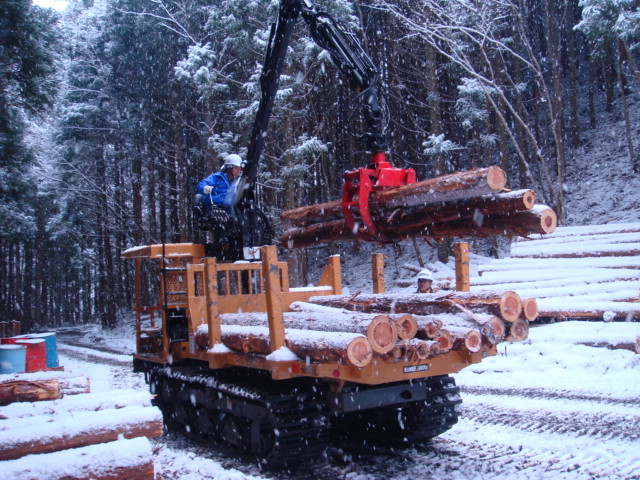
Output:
top-left (454, 242), bottom-right (471, 292)
top-left (262, 245), bottom-right (286, 352)
top-left (372, 253), bottom-right (385, 294)
top-left (319, 255), bottom-right (343, 295)
top-left (204, 257), bottom-right (222, 346)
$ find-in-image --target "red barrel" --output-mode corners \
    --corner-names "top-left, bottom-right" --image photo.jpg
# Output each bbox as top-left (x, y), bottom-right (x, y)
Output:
top-left (1, 335), bottom-right (28, 345)
top-left (14, 338), bottom-right (47, 372)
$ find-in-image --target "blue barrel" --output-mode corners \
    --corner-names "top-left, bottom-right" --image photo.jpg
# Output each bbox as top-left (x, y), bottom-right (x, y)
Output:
top-left (27, 332), bottom-right (59, 368)
top-left (0, 344), bottom-right (27, 374)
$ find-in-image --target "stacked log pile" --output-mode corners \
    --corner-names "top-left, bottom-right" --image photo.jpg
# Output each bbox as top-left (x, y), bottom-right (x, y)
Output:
top-left (472, 222), bottom-right (640, 321)
top-left (0, 377), bottom-right (161, 480)
top-left (195, 290), bottom-right (534, 366)
top-left (280, 166), bottom-right (557, 248)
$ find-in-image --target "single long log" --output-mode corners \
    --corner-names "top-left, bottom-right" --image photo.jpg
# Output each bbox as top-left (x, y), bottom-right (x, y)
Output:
top-left (219, 325), bottom-right (373, 367)
top-left (0, 389), bottom-right (152, 424)
top-left (0, 406), bottom-right (163, 461)
top-left (0, 379), bottom-right (61, 406)
top-left (2, 437), bottom-right (155, 480)
top-left (6, 373), bottom-right (91, 396)
top-left (308, 291), bottom-right (523, 323)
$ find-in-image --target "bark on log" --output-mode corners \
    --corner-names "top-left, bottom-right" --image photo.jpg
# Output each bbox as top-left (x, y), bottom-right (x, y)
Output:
top-left (218, 325), bottom-right (373, 367)
top-left (0, 406), bottom-right (163, 461)
top-left (204, 311), bottom-right (396, 357)
top-left (0, 379), bottom-right (61, 406)
top-left (308, 291), bottom-right (523, 323)
top-left (280, 166), bottom-right (507, 229)
top-left (2, 437), bottom-right (155, 480)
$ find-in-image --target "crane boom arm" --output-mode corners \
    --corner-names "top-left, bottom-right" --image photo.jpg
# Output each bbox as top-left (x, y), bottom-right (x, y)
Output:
top-left (233, 0), bottom-right (386, 208)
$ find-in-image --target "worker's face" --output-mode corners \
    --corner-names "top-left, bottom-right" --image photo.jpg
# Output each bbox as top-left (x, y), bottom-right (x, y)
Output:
top-left (418, 279), bottom-right (432, 292)
top-left (229, 165), bottom-right (242, 179)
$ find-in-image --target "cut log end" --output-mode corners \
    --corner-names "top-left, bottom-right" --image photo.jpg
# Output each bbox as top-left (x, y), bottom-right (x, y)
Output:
top-left (487, 165), bottom-right (508, 190)
top-left (522, 298), bottom-right (539, 321)
top-left (434, 329), bottom-right (454, 352)
top-left (522, 190), bottom-right (536, 209)
top-left (394, 314), bottom-right (418, 340)
top-left (506, 319), bottom-right (530, 342)
top-left (500, 291), bottom-right (523, 323)
top-left (464, 330), bottom-right (483, 353)
top-left (346, 337), bottom-right (373, 368)
top-left (480, 316), bottom-right (506, 345)
top-left (367, 315), bottom-right (398, 354)
top-left (540, 208), bottom-right (558, 233)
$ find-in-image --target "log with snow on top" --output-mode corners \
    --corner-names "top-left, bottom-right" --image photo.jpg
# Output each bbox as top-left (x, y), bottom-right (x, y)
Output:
top-left (478, 256), bottom-right (640, 274)
top-left (308, 290), bottom-right (524, 323)
top-left (1, 371), bottom-right (91, 396)
top-left (280, 167), bottom-right (560, 248)
top-left (0, 405), bottom-right (163, 460)
top-left (196, 309), bottom-right (396, 356)
top-left (0, 379), bottom-right (61, 406)
top-left (534, 299), bottom-right (639, 321)
top-left (0, 389), bottom-right (153, 424)
top-left (1, 436), bottom-right (155, 480)
top-left (474, 267), bottom-right (640, 286)
top-left (202, 324), bottom-right (373, 368)
top-left (280, 166), bottom-right (508, 230)
top-left (509, 240), bottom-right (640, 258)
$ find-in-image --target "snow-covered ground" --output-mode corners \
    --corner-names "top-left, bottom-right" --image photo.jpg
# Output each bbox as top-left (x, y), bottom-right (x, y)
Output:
top-left (1, 319), bottom-right (636, 479)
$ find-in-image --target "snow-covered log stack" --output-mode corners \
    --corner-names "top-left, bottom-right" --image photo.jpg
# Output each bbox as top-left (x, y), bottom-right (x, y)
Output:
top-left (0, 386), bottom-right (161, 479)
top-left (280, 166), bottom-right (556, 248)
top-left (300, 290), bottom-right (534, 357)
top-left (194, 290), bottom-right (534, 366)
top-left (473, 222), bottom-right (640, 321)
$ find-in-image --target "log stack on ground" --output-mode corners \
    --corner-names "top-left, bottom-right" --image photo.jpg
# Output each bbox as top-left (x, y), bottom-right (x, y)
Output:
top-left (473, 222), bottom-right (640, 321)
top-left (280, 166), bottom-right (556, 248)
top-left (0, 384), bottom-right (161, 480)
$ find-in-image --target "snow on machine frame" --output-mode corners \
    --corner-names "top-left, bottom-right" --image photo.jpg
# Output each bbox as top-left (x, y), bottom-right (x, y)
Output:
top-left (122, 243), bottom-right (502, 468)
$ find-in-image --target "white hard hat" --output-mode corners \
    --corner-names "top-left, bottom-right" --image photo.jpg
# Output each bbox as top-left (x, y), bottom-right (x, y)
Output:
top-left (224, 154), bottom-right (243, 168)
top-left (417, 269), bottom-right (433, 282)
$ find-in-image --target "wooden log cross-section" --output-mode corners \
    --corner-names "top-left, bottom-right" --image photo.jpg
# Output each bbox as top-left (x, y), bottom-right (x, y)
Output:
top-left (280, 166), bottom-right (557, 248)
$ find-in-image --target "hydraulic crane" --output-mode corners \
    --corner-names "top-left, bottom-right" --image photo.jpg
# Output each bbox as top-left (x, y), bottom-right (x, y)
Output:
top-left (218, 0), bottom-right (416, 258)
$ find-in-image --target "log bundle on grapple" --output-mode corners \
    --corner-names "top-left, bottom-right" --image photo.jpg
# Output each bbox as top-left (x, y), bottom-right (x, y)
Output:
top-left (281, 166), bottom-right (557, 248)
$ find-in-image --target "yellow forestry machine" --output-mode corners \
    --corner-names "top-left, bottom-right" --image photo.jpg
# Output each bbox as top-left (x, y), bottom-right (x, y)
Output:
top-left (123, 0), bottom-right (508, 469)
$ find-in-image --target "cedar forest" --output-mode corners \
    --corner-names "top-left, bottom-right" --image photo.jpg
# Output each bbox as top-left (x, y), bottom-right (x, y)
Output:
top-left (1, 0), bottom-right (639, 331)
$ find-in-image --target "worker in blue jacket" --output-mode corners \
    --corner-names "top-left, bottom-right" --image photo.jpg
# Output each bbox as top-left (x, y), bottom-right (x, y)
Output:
top-left (196, 154), bottom-right (244, 208)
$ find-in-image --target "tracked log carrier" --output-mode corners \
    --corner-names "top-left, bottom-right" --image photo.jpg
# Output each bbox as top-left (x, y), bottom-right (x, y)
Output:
top-left (121, 243), bottom-right (531, 469)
